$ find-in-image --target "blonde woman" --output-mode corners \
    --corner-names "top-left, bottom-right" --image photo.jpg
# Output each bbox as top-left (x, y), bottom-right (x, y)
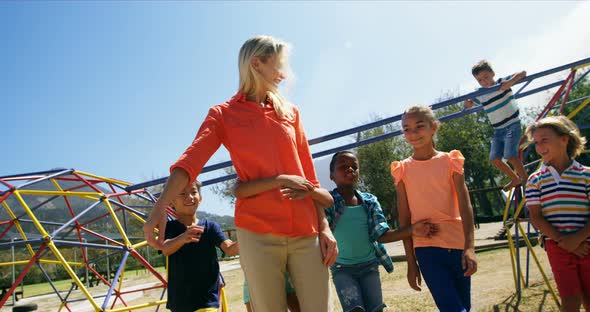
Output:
top-left (143, 35), bottom-right (336, 312)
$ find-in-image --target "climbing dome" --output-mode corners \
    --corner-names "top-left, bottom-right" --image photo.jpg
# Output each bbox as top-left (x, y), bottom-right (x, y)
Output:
top-left (0, 169), bottom-right (167, 312)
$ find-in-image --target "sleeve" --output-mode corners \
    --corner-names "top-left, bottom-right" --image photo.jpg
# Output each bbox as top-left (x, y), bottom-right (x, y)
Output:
top-left (170, 106), bottom-right (224, 184)
top-left (448, 150), bottom-right (465, 175)
top-left (294, 107), bottom-right (320, 188)
top-left (209, 221), bottom-right (227, 247)
top-left (368, 195), bottom-right (391, 241)
top-left (473, 96), bottom-right (481, 105)
top-left (390, 161), bottom-right (404, 185)
top-left (525, 175), bottom-right (541, 206)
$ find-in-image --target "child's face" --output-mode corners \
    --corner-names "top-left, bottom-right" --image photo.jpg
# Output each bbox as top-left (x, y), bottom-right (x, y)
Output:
top-left (331, 153), bottom-right (360, 187)
top-left (474, 70), bottom-right (495, 88)
top-left (402, 112), bottom-right (437, 149)
top-left (172, 184), bottom-right (201, 215)
top-left (532, 127), bottom-right (569, 164)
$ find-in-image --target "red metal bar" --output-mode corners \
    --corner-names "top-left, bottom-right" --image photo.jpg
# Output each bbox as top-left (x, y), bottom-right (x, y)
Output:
top-left (559, 70), bottom-right (577, 115)
top-left (77, 227), bottom-right (125, 247)
top-left (71, 172), bottom-right (104, 194)
top-left (128, 249), bottom-right (167, 285)
top-left (0, 244), bottom-right (47, 308)
top-left (0, 221), bottom-right (15, 240)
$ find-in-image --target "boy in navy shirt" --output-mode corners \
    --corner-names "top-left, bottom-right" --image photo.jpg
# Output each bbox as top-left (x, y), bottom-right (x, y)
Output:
top-left (161, 180), bottom-right (238, 312)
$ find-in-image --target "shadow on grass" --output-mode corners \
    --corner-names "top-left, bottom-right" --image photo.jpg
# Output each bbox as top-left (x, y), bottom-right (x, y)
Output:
top-left (492, 289), bottom-right (555, 312)
top-left (493, 293), bottom-right (521, 312)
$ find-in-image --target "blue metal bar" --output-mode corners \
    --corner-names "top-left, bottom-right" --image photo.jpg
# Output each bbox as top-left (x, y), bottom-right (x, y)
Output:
top-left (0, 238), bottom-right (43, 249)
top-left (515, 80), bottom-right (531, 96)
top-left (35, 260), bottom-right (66, 302)
top-left (15, 169), bottom-right (74, 190)
top-left (102, 251), bottom-right (130, 311)
top-left (127, 56), bottom-right (590, 191)
top-left (50, 200), bottom-right (103, 238)
top-left (107, 199), bottom-right (148, 219)
top-left (0, 168), bottom-right (69, 179)
top-left (52, 240), bottom-right (126, 251)
top-left (514, 191), bottom-right (521, 297)
top-left (14, 195), bottom-right (61, 221)
top-left (526, 220), bottom-right (531, 287)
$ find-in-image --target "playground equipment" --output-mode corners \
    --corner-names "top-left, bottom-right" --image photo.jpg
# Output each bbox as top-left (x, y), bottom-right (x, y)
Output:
top-left (1, 56), bottom-right (589, 311)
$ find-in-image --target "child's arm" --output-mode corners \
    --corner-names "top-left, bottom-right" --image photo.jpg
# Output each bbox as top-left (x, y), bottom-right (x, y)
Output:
top-left (233, 175), bottom-right (314, 198)
top-left (219, 240), bottom-right (239, 257)
top-left (500, 71), bottom-right (527, 91)
top-left (557, 221), bottom-right (590, 253)
top-left (317, 202), bottom-right (338, 267)
top-left (527, 204), bottom-right (563, 242)
top-left (378, 220), bottom-right (437, 243)
top-left (453, 172), bottom-right (477, 277)
top-left (464, 100), bottom-right (476, 109)
top-left (160, 225), bottom-right (204, 256)
top-left (396, 181), bottom-right (422, 291)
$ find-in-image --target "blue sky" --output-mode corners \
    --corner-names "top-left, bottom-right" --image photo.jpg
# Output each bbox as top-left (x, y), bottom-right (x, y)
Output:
top-left (2, 1), bottom-right (589, 215)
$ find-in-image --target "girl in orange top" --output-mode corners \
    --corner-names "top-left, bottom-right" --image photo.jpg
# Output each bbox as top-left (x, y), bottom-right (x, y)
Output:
top-left (391, 105), bottom-right (477, 312)
top-left (143, 36), bottom-right (336, 312)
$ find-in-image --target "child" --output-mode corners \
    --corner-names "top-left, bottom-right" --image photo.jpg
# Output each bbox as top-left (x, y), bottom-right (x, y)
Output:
top-left (326, 150), bottom-right (437, 312)
top-left (160, 180), bottom-right (239, 312)
top-left (391, 105), bottom-right (477, 312)
top-left (525, 116), bottom-right (590, 312)
top-left (464, 60), bottom-right (528, 191)
top-left (243, 274), bottom-right (300, 312)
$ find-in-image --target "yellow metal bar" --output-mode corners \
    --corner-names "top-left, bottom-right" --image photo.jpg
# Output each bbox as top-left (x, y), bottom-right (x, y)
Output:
top-left (17, 190), bottom-right (102, 198)
top-left (0, 260), bottom-right (84, 267)
top-left (517, 223), bottom-right (561, 306)
top-left (220, 286), bottom-right (228, 312)
top-left (132, 241), bottom-right (149, 250)
top-left (104, 200), bottom-right (131, 247)
top-left (13, 191), bottom-right (50, 238)
top-left (76, 171), bottom-right (131, 186)
top-left (506, 225), bottom-right (520, 291)
top-left (124, 209), bottom-right (146, 225)
top-left (573, 62), bottom-right (590, 71)
top-left (567, 98), bottom-right (590, 119)
top-left (502, 189), bottom-right (514, 222)
top-left (47, 240), bottom-right (102, 311)
top-left (513, 198), bottom-right (527, 221)
top-left (106, 300), bottom-right (167, 312)
top-left (3, 201), bottom-right (38, 256)
top-left (58, 301), bottom-right (67, 312)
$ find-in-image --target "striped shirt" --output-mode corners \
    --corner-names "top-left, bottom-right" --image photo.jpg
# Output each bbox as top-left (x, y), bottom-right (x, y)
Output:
top-left (525, 161), bottom-right (590, 241)
top-left (473, 76), bottom-right (521, 129)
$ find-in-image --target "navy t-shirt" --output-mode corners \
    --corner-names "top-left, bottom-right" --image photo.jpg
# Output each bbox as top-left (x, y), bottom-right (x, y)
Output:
top-left (165, 218), bottom-right (226, 312)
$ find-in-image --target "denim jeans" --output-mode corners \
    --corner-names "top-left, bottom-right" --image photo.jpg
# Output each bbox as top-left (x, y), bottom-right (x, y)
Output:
top-left (489, 121), bottom-right (522, 160)
top-left (330, 259), bottom-right (385, 312)
top-left (415, 247), bottom-right (471, 312)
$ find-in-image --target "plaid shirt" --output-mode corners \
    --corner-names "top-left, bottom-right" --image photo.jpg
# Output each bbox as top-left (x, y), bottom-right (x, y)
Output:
top-left (325, 189), bottom-right (394, 273)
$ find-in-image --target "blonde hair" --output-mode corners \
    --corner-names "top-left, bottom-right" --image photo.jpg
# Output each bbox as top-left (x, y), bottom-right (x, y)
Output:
top-left (238, 35), bottom-right (292, 119)
top-left (526, 116), bottom-right (587, 159)
top-left (403, 105), bottom-right (439, 126)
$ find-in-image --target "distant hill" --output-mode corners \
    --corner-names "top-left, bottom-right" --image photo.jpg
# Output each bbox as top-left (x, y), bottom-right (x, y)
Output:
top-left (199, 211), bottom-right (235, 230)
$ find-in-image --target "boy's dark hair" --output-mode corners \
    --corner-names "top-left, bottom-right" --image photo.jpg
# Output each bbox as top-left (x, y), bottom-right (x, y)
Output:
top-left (192, 180), bottom-right (202, 192)
top-left (329, 150), bottom-right (357, 173)
top-left (472, 60), bottom-right (494, 76)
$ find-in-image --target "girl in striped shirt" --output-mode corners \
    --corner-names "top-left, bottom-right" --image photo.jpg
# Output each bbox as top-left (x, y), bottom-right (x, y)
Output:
top-left (525, 116), bottom-right (590, 311)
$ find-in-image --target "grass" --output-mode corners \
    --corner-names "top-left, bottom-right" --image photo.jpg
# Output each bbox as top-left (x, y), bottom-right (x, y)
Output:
top-left (2, 246), bottom-right (571, 312)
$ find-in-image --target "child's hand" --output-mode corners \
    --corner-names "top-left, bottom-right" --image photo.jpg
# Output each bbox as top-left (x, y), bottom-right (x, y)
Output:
top-left (462, 247), bottom-right (477, 276)
top-left (411, 220), bottom-right (438, 238)
top-left (280, 187), bottom-right (311, 200)
top-left (464, 100), bottom-right (475, 109)
top-left (407, 261), bottom-right (422, 291)
top-left (181, 225), bottom-right (204, 244)
top-left (278, 175), bottom-right (315, 191)
top-left (572, 242), bottom-right (590, 258)
top-left (558, 234), bottom-right (585, 253)
top-left (499, 81), bottom-right (511, 91)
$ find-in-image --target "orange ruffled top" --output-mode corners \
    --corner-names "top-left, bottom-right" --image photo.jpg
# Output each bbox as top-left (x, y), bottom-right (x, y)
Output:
top-left (391, 150), bottom-right (466, 250)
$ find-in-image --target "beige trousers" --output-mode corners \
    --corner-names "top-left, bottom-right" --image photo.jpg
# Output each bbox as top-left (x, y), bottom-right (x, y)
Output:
top-left (237, 227), bottom-right (330, 312)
